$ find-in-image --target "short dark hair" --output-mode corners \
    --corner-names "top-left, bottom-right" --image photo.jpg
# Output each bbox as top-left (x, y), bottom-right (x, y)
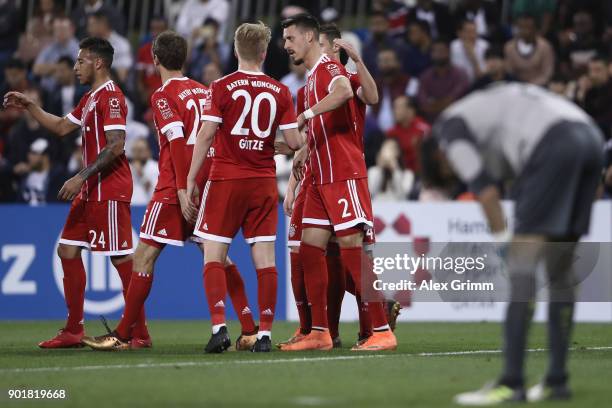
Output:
top-left (5, 58), bottom-right (25, 71)
top-left (319, 23), bottom-right (342, 42)
top-left (57, 56), bottom-right (75, 68)
top-left (79, 37), bottom-right (114, 68)
top-left (152, 30), bottom-right (187, 70)
top-left (516, 13), bottom-right (537, 24)
top-left (319, 23), bottom-right (348, 64)
top-left (281, 13), bottom-right (320, 38)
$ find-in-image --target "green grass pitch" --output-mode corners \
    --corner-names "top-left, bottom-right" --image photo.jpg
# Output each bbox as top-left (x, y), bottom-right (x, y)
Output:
top-left (1, 321), bottom-right (611, 407)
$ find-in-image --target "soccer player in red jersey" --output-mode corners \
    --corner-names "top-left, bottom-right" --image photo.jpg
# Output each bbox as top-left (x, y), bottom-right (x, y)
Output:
top-left (279, 23), bottom-right (381, 348)
top-left (81, 31), bottom-right (258, 351)
top-left (280, 14), bottom-right (397, 351)
top-left (3, 37), bottom-right (149, 348)
top-left (187, 22), bottom-right (304, 353)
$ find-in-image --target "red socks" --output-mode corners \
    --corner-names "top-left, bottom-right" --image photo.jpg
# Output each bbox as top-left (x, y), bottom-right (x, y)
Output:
top-left (326, 249), bottom-right (345, 339)
top-left (346, 271), bottom-right (373, 338)
top-left (115, 259), bottom-right (149, 339)
top-left (116, 272), bottom-right (153, 339)
top-left (203, 262), bottom-right (227, 326)
top-left (300, 243), bottom-right (328, 331)
top-left (256, 267), bottom-right (277, 333)
top-left (340, 247), bottom-right (390, 331)
top-left (60, 257), bottom-right (86, 334)
top-left (225, 264), bottom-right (256, 335)
top-left (290, 251), bottom-right (311, 334)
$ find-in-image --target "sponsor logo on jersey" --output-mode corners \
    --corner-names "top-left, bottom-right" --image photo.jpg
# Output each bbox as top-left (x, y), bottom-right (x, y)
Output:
top-left (214, 300), bottom-right (225, 308)
top-left (261, 308), bottom-right (273, 316)
top-left (157, 228), bottom-right (168, 236)
top-left (241, 306), bottom-right (251, 315)
top-left (326, 63), bottom-right (341, 77)
top-left (108, 97), bottom-right (122, 119)
top-left (156, 98), bottom-right (173, 120)
top-left (203, 223), bottom-right (209, 231)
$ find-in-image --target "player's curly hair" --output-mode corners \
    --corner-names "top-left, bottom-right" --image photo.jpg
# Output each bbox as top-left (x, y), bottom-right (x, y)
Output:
top-left (234, 21), bottom-right (271, 63)
top-left (152, 30), bottom-right (187, 71)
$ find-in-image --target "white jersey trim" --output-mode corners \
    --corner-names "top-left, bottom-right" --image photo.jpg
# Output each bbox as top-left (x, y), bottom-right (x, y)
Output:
top-left (237, 69), bottom-right (265, 76)
top-left (287, 240), bottom-right (301, 247)
top-left (139, 232), bottom-right (185, 247)
top-left (334, 218), bottom-right (373, 232)
top-left (327, 75), bottom-right (345, 93)
top-left (279, 122), bottom-right (298, 130)
top-left (302, 217), bottom-right (331, 226)
top-left (160, 121), bottom-right (184, 135)
top-left (244, 235), bottom-right (276, 244)
top-left (58, 238), bottom-right (90, 249)
top-left (66, 113), bottom-right (81, 126)
top-left (193, 231), bottom-right (233, 244)
top-left (103, 124), bottom-right (126, 132)
top-left (202, 115), bottom-right (222, 123)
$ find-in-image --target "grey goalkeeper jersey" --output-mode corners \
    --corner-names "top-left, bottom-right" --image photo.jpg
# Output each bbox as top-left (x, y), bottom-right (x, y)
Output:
top-left (434, 83), bottom-right (595, 186)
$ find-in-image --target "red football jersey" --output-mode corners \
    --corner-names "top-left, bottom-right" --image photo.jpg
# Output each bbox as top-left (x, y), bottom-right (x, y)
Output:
top-left (67, 80), bottom-right (132, 202)
top-left (150, 77), bottom-right (212, 204)
top-left (203, 70), bottom-right (298, 180)
top-left (348, 71), bottom-right (367, 148)
top-left (304, 55), bottom-right (367, 185)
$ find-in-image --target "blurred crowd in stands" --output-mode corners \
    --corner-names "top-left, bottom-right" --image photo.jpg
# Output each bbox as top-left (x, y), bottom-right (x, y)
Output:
top-left (1, 0), bottom-right (611, 205)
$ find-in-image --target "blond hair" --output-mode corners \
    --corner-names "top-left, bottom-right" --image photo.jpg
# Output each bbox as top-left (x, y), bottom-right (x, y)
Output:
top-left (234, 21), bottom-right (271, 62)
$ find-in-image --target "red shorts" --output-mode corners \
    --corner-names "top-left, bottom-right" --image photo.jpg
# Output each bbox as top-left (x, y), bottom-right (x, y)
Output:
top-left (139, 201), bottom-right (202, 247)
top-left (60, 196), bottom-right (133, 255)
top-left (194, 178), bottom-right (278, 244)
top-left (302, 178), bottom-right (374, 236)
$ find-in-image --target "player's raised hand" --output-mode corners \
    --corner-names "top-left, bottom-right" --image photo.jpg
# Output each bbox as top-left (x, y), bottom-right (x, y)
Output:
top-left (3, 91), bottom-right (33, 110)
top-left (178, 189), bottom-right (198, 224)
top-left (333, 39), bottom-right (360, 63)
top-left (58, 175), bottom-right (84, 201)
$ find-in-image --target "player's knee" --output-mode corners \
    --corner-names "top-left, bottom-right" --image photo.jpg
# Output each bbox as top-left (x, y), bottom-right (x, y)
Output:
top-left (57, 244), bottom-right (79, 259)
top-left (337, 232), bottom-right (363, 248)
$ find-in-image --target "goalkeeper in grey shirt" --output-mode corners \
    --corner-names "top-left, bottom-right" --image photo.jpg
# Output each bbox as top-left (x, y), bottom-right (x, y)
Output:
top-left (421, 83), bottom-right (604, 405)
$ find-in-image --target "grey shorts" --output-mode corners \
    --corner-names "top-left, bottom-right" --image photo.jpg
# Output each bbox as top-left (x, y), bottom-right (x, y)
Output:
top-left (512, 121), bottom-right (604, 238)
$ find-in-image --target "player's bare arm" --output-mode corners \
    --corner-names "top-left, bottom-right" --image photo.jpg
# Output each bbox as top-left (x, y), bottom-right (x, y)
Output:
top-left (58, 130), bottom-right (125, 200)
top-left (297, 76), bottom-right (353, 129)
top-left (292, 144), bottom-right (309, 181)
top-left (284, 172), bottom-right (299, 217)
top-left (477, 185), bottom-right (507, 239)
top-left (282, 127), bottom-right (305, 151)
top-left (166, 129), bottom-right (198, 223)
top-left (187, 120), bottom-right (218, 205)
top-left (3, 91), bottom-right (79, 137)
top-left (334, 39), bottom-right (379, 105)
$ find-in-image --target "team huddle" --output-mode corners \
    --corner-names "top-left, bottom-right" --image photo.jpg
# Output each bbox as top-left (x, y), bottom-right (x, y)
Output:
top-left (3, 13), bottom-right (398, 353)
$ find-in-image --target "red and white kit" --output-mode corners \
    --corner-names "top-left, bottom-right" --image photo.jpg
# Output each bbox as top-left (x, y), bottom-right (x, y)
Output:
top-left (140, 77), bottom-right (213, 247)
top-left (194, 70), bottom-right (297, 243)
top-left (61, 80), bottom-right (133, 255)
top-left (288, 74), bottom-right (375, 246)
top-left (300, 56), bottom-right (373, 236)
